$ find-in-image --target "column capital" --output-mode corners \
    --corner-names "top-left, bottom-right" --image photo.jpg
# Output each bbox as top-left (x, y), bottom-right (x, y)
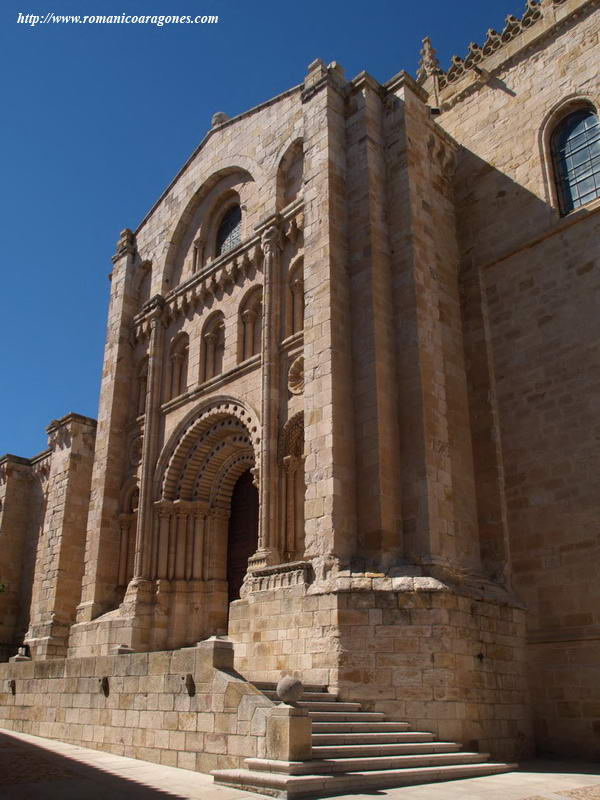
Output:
top-left (209, 506), bottom-right (230, 520)
top-left (141, 295), bottom-right (167, 332)
top-left (283, 454), bottom-right (301, 474)
top-left (260, 222), bottom-right (284, 257)
top-left (242, 307), bottom-right (258, 323)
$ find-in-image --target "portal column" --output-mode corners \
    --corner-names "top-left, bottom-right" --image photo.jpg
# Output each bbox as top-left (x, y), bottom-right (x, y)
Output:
top-left (133, 295), bottom-right (166, 582)
top-left (250, 220), bottom-right (283, 568)
top-left (283, 455), bottom-right (299, 559)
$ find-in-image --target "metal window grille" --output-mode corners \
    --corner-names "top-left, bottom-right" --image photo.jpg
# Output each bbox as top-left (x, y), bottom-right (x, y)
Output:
top-left (552, 109), bottom-right (600, 214)
top-left (216, 205), bottom-right (242, 255)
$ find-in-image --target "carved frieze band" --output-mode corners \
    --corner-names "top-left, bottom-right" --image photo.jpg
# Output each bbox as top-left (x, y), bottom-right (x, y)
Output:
top-left (243, 560), bottom-right (314, 594)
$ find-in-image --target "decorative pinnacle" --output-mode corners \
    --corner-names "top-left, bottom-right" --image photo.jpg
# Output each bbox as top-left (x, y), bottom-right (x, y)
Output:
top-left (417, 36), bottom-right (441, 82)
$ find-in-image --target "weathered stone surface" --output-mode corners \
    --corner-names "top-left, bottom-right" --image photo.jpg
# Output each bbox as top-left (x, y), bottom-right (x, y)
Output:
top-left (0, 0), bottom-right (599, 767)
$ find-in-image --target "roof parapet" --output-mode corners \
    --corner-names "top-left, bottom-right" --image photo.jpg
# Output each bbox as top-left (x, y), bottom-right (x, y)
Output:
top-left (417, 0), bottom-right (593, 106)
top-left (438, 0), bottom-right (544, 90)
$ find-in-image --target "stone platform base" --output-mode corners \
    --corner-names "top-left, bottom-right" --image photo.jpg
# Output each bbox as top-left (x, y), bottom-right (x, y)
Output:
top-left (229, 570), bottom-right (533, 761)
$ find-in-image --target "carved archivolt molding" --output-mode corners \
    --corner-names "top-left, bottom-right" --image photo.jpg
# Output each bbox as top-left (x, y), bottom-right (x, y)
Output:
top-left (185, 425), bottom-right (253, 502)
top-left (287, 355), bottom-right (304, 395)
top-left (208, 450), bottom-right (255, 511)
top-left (158, 399), bottom-right (260, 502)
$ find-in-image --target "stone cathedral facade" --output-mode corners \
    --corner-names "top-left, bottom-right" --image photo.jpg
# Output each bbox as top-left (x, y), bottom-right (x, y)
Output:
top-left (1, 0), bottom-right (599, 776)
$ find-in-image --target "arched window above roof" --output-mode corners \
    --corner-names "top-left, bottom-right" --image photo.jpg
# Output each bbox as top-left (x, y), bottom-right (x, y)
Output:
top-left (551, 108), bottom-right (600, 214)
top-left (215, 204), bottom-right (242, 256)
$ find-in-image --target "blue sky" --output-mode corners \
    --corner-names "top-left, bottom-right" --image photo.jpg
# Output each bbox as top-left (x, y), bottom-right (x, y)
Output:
top-left (1, 0), bottom-right (525, 457)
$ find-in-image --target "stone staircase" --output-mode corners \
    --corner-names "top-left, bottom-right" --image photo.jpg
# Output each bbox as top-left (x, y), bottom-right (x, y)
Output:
top-left (212, 682), bottom-right (515, 798)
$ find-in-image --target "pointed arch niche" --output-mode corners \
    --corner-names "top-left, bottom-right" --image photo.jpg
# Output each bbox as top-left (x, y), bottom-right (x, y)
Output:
top-left (151, 401), bottom-right (260, 647)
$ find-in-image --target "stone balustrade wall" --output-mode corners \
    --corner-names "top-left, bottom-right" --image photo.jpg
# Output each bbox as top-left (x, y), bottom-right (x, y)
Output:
top-left (0, 642), bottom-right (274, 773)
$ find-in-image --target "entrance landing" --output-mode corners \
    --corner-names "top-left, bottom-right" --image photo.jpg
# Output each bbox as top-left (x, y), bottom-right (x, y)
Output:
top-left (1, 728), bottom-right (599, 800)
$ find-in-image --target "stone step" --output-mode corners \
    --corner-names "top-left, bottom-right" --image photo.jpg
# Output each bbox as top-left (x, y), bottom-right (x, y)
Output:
top-left (260, 690), bottom-right (340, 704)
top-left (312, 731), bottom-right (436, 745)
top-left (308, 711), bottom-right (387, 722)
top-left (253, 682), bottom-right (329, 694)
top-left (212, 761), bottom-right (515, 799)
top-left (312, 741), bottom-right (461, 758)
top-left (298, 701), bottom-right (362, 712)
top-left (246, 751), bottom-right (490, 775)
top-left (312, 721), bottom-right (415, 733)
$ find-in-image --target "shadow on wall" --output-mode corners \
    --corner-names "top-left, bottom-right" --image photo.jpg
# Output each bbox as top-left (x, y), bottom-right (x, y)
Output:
top-left (0, 730), bottom-right (189, 799)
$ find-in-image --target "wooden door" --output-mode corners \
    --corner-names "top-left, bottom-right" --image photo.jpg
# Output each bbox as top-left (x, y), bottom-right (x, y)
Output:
top-left (226, 470), bottom-right (258, 603)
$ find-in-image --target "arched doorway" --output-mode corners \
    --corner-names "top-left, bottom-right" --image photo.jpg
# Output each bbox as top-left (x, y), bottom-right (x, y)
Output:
top-left (227, 470), bottom-right (259, 603)
top-left (151, 400), bottom-right (261, 648)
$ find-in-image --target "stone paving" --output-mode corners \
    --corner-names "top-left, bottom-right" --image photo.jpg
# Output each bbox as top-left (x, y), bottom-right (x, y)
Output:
top-left (1, 728), bottom-right (600, 800)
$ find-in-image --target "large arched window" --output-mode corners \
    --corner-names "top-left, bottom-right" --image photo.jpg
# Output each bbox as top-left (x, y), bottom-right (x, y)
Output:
top-left (551, 108), bottom-right (600, 214)
top-left (215, 205), bottom-right (242, 256)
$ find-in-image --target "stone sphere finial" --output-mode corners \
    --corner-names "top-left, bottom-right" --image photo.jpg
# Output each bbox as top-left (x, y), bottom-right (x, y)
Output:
top-left (211, 111), bottom-right (229, 127)
top-left (276, 675), bottom-right (304, 705)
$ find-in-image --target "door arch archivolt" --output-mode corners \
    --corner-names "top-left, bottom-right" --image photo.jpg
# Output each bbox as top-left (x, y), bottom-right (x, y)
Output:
top-left (149, 399), bottom-right (259, 644)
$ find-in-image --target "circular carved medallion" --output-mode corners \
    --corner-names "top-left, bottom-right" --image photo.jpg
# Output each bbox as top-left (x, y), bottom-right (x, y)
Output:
top-left (288, 355), bottom-right (304, 395)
